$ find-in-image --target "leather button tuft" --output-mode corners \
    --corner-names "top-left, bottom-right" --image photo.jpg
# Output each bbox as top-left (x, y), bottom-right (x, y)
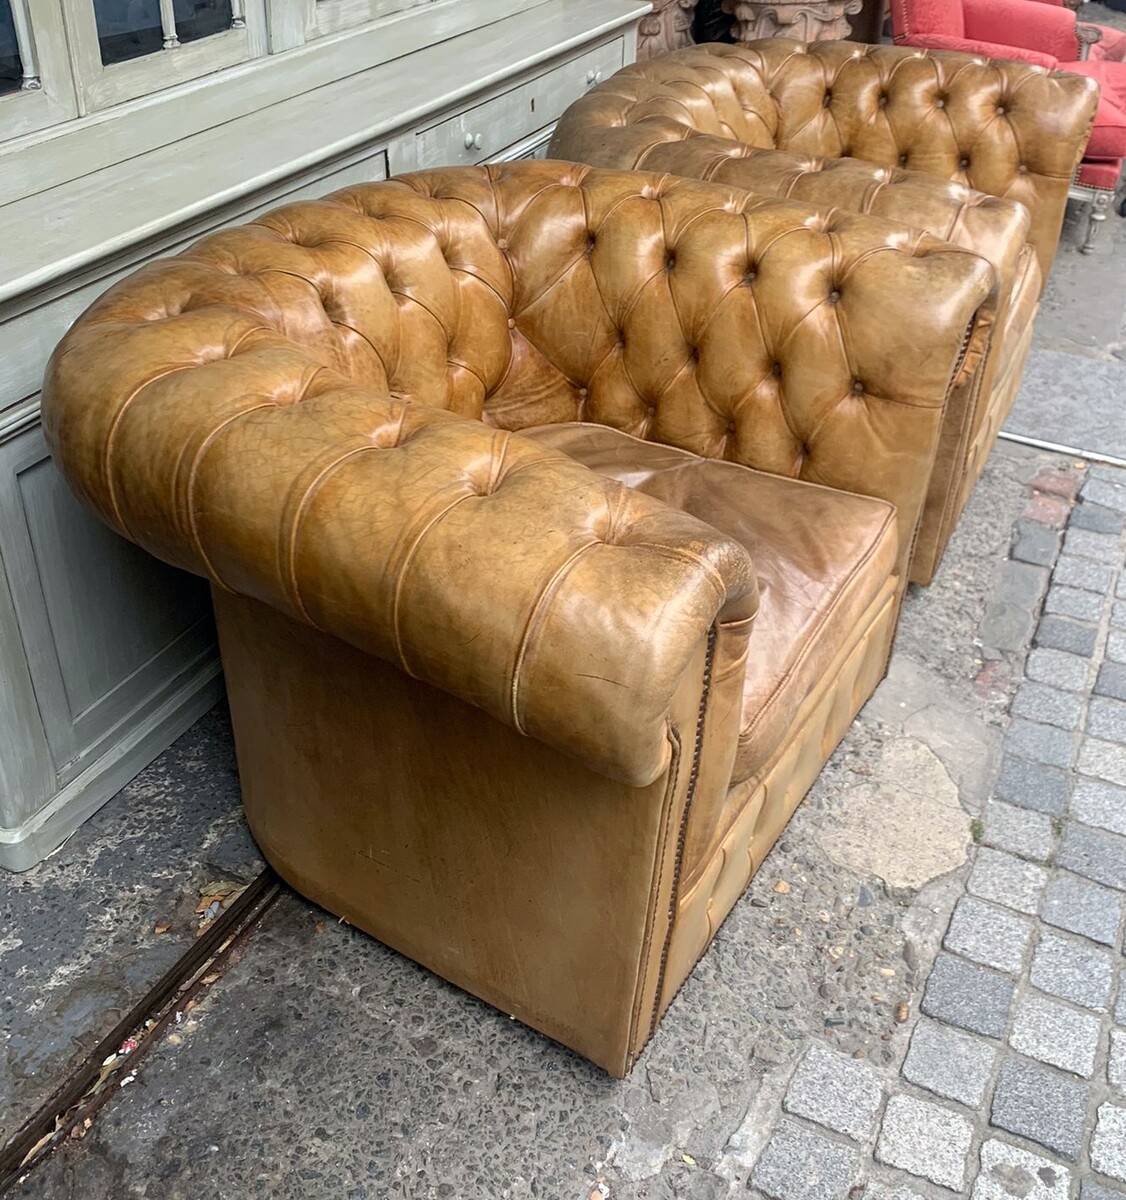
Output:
top-left (823, 89), bottom-right (832, 106)
top-left (935, 96), bottom-right (946, 109)
top-left (959, 157), bottom-right (970, 170)
top-left (726, 420), bottom-right (737, 435)
top-left (507, 318), bottom-right (516, 329)
top-left (898, 152), bottom-right (909, 166)
top-left (497, 238), bottom-right (508, 250)
top-left (666, 254), bottom-right (676, 270)
top-left (878, 93), bottom-right (889, 108)
top-left (1018, 163), bottom-right (1029, 174)
top-left (744, 264), bottom-right (757, 283)
top-left (852, 379), bottom-right (865, 394)
top-left (996, 104), bottom-right (1007, 115)
top-left (772, 362), bottom-right (783, 378)
top-left (689, 346), bottom-right (700, 362)
top-left (578, 387), bottom-right (589, 400)
top-left (828, 289), bottom-right (841, 304)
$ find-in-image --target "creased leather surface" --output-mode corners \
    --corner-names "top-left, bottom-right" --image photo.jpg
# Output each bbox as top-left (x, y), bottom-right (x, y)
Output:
top-left (523, 423), bottom-right (898, 791)
top-left (550, 39), bottom-right (1099, 278)
top-left (42, 162), bottom-right (997, 1074)
top-left (550, 41), bottom-right (1090, 584)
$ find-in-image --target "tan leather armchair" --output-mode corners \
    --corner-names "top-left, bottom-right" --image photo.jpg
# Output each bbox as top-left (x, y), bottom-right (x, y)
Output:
top-left (43, 163), bottom-right (994, 1075)
top-left (550, 41), bottom-right (1100, 584)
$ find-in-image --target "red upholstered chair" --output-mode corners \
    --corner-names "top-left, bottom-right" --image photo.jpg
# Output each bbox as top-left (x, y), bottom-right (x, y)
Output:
top-left (892, 0), bottom-right (1126, 250)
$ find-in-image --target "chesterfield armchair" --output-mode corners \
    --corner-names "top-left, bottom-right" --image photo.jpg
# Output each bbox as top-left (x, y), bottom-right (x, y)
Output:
top-left (889, 0), bottom-right (1126, 252)
top-left (43, 164), bottom-right (994, 1075)
top-left (550, 41), bottom-right (1100, 584)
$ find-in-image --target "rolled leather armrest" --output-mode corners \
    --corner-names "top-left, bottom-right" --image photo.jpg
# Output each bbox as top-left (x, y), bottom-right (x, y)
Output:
top-left (962, 0), bottom-right (1080, 61)
top-left (43, 292), bottom-right (757, 790)
top-left (893, 31), bottom-right (1060, 69)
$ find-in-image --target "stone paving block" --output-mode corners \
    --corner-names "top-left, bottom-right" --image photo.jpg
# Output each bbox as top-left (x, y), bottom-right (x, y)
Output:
top-left (1041, 872), bottom-right (1124, 946)
top-left (1011, 687), bottom-right (1084, 735)
top-left (876, 1094), bottom-right (972, 1191)
top-left (969, 847), bottom-right (1048, 914)
top-left (1108, 630), bottom-right (1126, 665)
top-left (1026, 648), bottom-right (1090, 693)
top-left (1036, 615), bottom-right (1099, 658)
top-left (751, 1120), bottom-right (861, 1200)
top-left (1081, 1182), bottom-right (1126, 1200)
top-left (901, 1018), bottom-right (997, 1106)
top-left (1057, 820), bottom-right (1126, 890)
top-left (1119, 572), bottom-right (1126, 599)
top-left (990, 1057), bottom-right (1089, 1159)
top-left (1014, 522), bottom-right (1062, 567)
top-left (1082, 474), bottom-right (1126, 514)
top-left (1078, 740), bottom-right (1126, 792)
top-left (1111, 1029), bottom-right (1126, 1093)
top-left (996, 754), bottom-right (1072, 813)
top-left (863, 1186), bottom-right (927, 1200)
top-left (944, 897), bottom-right (1033, 973)
top-left (921, 953), bottom-right (1015, 1037)
top-left (1044, 585), bottom-right (1104, 623)
top-left (982, 563), bottom-right (1048, 654)
top-left (1009, 994), bottom-right (1101, 1077)
top-left (1114, 602), bottom-right (1126, 630)
top-left (1053, 556), bottom-right (1114, 594)
top-left (1036, 467), bottom-right (1083, 501)
top-left (972, 1139), bottom-right (1071, 1200)
top-left (782, 1042), bottom-right (883, 1141)
top-left (1030, 932), bottom-right (1114, 1010)
top-left (1117, 985), bottom-right (1126, 1027)
top-left (1089, 698), bottom-right (1126, 744)
top-left (1096, 663), bottom-right (1126, 704)
top-left (1071, 502), bottom-right (1126, 535)
top-left (1064, 526), bottom-right (1122, 561)
top-left (1006, 719), bottom-right (1074, 770)
top-left (1071, 778), bottom-right (1126, 838)
top-left (983, 799), bottom-right (1055, 863)
top-left (1091, 1103), bottom-right (1126, 1183)
top-left (1026, 492), bottom-right (1072, 529)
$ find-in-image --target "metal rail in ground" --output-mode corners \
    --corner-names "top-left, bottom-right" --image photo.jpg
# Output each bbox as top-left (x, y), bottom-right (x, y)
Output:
top-left (998, 429), bottom-right (1126, 470)
top-left (0, 868), bottom-right (282, 1193)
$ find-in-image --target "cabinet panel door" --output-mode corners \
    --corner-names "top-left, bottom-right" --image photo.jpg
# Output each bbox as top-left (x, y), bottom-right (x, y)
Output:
top-left (1, 424), bottom-right (213, 782)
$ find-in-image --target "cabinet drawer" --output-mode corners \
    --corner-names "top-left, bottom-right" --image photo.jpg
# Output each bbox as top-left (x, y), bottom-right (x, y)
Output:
top-left (414, 38), bottom-right (624, 170)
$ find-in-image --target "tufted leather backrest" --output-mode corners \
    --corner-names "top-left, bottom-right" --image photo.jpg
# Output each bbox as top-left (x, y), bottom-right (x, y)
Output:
top-left (44, 164), bottom-right (993, 780)
top-left (550, 41), bottom-right (1099, 279)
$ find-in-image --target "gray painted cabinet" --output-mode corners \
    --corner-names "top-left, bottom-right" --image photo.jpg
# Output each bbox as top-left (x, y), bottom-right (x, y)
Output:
top-left (0, 0), bottom-right (646, 869)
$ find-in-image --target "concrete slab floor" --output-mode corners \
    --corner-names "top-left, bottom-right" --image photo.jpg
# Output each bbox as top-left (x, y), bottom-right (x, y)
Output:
top-left (0, 708), bottom-right (263, 1145)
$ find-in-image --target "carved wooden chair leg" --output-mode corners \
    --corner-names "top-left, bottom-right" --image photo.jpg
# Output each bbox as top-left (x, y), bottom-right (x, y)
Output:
top-left (1081, 189), bottom-right (1113, 254)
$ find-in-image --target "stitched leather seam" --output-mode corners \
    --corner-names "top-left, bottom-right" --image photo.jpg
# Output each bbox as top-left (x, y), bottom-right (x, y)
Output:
top-left (282, 443), bottom-right (379, 624)
top-left (628, 721), bottom-right (681, 1064)
top-left (645, 624), bottom-right (716, 1050)
top-left (390, 489), bottom-right (483, 678)
top-left (184, 400), bottom-right (286, 594)
top-left (508, 538), bottom-right (601, 736)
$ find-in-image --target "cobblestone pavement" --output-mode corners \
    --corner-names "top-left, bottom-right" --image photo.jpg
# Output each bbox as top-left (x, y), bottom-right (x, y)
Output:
top-left (749, 466), bottom-right (1126, 1200)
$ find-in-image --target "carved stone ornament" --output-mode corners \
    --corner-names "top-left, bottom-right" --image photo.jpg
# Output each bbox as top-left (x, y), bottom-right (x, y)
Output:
top-left (637, 0), bottom-right (700, 59)
top-left (722, 0), bottom-right (863, 42)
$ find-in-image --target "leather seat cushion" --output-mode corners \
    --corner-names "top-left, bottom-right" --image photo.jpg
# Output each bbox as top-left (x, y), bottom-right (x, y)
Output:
top-left (522, 423), bottom-right (899, 787)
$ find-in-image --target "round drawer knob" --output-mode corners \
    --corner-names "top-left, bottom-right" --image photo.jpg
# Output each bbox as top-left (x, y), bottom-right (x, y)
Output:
top-left (463, 132), bottom-right (484, 151)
